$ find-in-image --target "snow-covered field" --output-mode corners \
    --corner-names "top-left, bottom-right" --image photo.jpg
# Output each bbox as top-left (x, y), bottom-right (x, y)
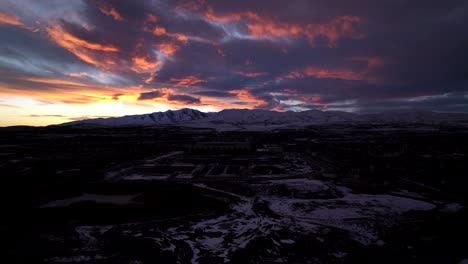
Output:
top-left (45, 178), bottom-right (457, 263)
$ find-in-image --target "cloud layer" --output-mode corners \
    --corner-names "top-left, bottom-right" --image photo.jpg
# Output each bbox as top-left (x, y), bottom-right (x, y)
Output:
top-left (1, 0), bottom-right (467, 124)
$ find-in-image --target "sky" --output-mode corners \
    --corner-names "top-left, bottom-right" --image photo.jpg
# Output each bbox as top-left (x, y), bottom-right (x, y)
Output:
top-left (0, 0), bottom-right (467, 126)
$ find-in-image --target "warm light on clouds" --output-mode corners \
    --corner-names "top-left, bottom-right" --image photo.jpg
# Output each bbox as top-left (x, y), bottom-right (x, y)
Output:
top-left (0, 0), bottom-right (467, 126)
top-left (169, 76), bottom-right (206, 86)
top-left (48, 25), bottom-right (118, 52)
top-left (152, 26), bottom-right (189, 44)
top-left (247, 15), bottom-right (364, 46)
top-left (234, 71), bottom-right (267, 77)
top-left (278, 65), bottom-right (375, 82)
top-left (202, 7), bottom-right (363, 46)
top-left (0, 10), bottom-right (37, 31)
top-left (299, 95), bottom-right (330, 108)
top-left (157, 42), bottom-right (179, 56)
top-left (131, 56), bottom-right (161, 73)
top-left (152, 26), bottom-right (166, 35)
top-left (0, 73), bottom-right (142, 107)
top-left (229, 89), bottom-right (268, 108)
top-left (0, 11), bottom-right (24, 26)
top-left (99, 6), bottom-right (123, 21)
top-left (146, 14), bottom-right (158, 23)
top-left (46, 24), bottom-right (119, 70)
top-left (204, 7), bottom-right (259, 23)
top-left (303, 66), bottom-right (365, 81)
top-left (0, 94), bottom-right (182, 126)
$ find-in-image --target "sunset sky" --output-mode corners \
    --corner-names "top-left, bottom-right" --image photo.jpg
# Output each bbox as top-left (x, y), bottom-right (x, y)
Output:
top-left (1, 0), bottom-right (467, 126)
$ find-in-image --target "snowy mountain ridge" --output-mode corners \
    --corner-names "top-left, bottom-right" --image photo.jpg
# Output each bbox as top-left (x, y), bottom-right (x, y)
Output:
top-left (61, 108), bottom-right (468, 129)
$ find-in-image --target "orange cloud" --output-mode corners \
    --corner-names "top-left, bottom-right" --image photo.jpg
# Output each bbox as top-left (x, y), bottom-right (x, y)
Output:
top-left (304, 66), bottom-right (365, 81)
top-left (280, 66), bottom-right (367, 81)
top-left (146, 14), bottom-right (158, 23)
top-left (131, 56), bottom-right (161, 73)
top-left (158, 42), bottom-right (179, 55)
top-left (299, 95), bottom-right (330, 108)
top-left (61, 33), bottom-right (118, 52)
top-left (0, 11), bottom-right (38, 31)
top-left (272, 105), bottom-right (284, 112)
top-left (153, 26), bottom-right (167, 35)
top-left (144, 74), bottom-right (156, 84)
top-left (47, 24), bottom-right (119, 69)
top-left (56, 94), bottom-right (107, 104)
top-left (132, 40), bottom-right (171, 83)
top-left (99, 6), bottom-right (123, 21)
top-left (203, 8), bottom-right (363, 46)
top-left (229, 88), bottom-right (268, 107)
top-left (234, 71), bottom-right (267, 77)
top-left (247, 16), bottom-right (364, 46)
top-left (0, 11), bottom-right (24, 27)
top-left (152, 26), bottom-right (188, 44)
top-left (204, 7), bottom-right (259, 23)
top-left (173, 33), bottom-right (188, 44)
top-left (169, 76), bottom-right (206, 86)
top-left (143, 14), bottom-right (158, 32)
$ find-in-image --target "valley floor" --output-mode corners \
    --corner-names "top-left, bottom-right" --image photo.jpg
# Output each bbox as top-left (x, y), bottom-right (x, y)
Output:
top-left (1, 124), bottom-right (467, 263)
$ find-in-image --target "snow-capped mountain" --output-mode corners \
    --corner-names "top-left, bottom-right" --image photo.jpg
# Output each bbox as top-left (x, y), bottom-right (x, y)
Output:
top-left (363, 110), bottom-right (468, 124)
top-left (206, 109), bottom-right (357, 124)
top-left (64, 108), bottom-right (208, 126)
top-left (61, 108), bottom-right (468, 129)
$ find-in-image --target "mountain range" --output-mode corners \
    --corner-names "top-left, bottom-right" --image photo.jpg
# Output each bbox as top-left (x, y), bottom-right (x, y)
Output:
top-left (60, 108), bottom-right (468, 130)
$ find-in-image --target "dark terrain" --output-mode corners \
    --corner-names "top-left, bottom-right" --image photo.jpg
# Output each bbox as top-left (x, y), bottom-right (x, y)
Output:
top-left (1, 124), bottom-right (467, 263)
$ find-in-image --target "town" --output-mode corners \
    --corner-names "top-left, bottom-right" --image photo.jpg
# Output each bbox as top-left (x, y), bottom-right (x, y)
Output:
top-left (1, 124), bottom-right (467, 263)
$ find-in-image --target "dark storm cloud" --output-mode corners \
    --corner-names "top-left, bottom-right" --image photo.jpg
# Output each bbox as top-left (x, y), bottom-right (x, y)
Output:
top-left (192, 90), bottom-right (233, 98)
top-left (167, 94), bottom-right (201, 104)
top-left (0, 0), bottom-right (467, 112)
top-left (155, 41), bottom-right (227, 81)
top-left (138, 91), bottom-right (164, 101)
